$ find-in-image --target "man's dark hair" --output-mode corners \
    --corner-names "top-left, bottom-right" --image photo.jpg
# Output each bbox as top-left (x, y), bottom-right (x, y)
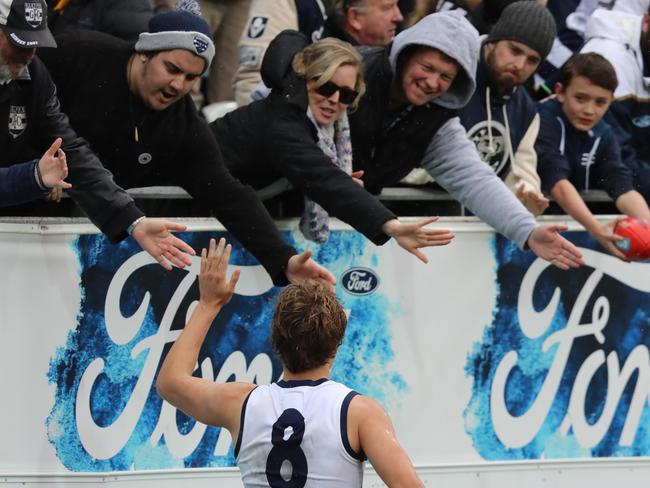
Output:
top-left (271, 282), bottom-right (347, 374)
top-left (558, 52), bottom-right (618, 93)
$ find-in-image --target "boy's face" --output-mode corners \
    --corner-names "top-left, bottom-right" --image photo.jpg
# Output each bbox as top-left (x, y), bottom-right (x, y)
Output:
top-left (556, 75), bottom-right (613, 132)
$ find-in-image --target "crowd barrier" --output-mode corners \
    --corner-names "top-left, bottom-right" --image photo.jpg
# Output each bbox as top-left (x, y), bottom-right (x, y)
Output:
top-left (1, 216), bottom-right (649, 487)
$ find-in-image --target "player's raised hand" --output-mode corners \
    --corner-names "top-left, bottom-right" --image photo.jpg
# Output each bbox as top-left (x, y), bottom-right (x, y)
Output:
top-left (199, 238), bottom-right (240, 311)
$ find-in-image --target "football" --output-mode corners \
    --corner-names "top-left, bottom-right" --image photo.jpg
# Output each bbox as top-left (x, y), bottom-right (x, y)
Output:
top-left (614, 217), bottom-right (650, 261)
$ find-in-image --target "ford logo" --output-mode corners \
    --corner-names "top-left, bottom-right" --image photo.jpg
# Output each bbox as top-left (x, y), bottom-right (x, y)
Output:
top-left (341, 267), bottom-right (380, 296)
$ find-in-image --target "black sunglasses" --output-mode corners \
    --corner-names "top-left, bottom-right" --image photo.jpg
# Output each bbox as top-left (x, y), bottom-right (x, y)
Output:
top-left (314, 80), bottom-right (359, 105)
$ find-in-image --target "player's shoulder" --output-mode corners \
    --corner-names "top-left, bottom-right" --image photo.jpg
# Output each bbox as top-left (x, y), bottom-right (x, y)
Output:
top-left (223, 381), bottom-right (258, 404)
top-left (348, 394), bottom-right (387, 419)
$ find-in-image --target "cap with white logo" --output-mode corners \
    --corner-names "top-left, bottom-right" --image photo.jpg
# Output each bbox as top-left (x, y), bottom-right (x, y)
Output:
top-left (0, 0), bottom-right (56, 48)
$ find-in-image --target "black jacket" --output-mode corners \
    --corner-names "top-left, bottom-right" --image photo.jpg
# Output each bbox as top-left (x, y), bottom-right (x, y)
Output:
top-left (349, 46), bottom-right (456, 193)
top-left (40, 31), bottom-right (297, 285)
top-left (211, 31), bottom-right (395, 245)
top-left (0, 56), bottom-right (142, 240)
top-left (49, 0), bottom-right (152, 41)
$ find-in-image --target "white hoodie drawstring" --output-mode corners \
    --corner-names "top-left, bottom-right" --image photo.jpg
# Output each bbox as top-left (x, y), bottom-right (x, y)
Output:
top-left (486, 85), bottom-right (515, 170)
top-left (486, 85), bottom-right (495, 153)
top-left (502, 104), bottom-right (516, 172)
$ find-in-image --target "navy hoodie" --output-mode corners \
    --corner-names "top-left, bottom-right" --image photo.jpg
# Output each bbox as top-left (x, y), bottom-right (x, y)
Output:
top-left (535, 97), bottom-right (634, 199)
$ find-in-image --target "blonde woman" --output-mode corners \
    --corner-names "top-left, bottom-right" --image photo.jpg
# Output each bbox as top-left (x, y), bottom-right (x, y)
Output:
top-left (210, 32), bottom-right (453, 262)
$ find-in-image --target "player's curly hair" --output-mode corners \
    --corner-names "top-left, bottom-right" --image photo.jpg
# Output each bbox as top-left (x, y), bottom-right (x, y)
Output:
top-left (271, 282), bottom-right (347, 374)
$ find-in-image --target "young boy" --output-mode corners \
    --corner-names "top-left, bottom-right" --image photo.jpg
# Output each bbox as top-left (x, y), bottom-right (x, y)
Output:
top-left (535, 52), bottom-right (650, 259)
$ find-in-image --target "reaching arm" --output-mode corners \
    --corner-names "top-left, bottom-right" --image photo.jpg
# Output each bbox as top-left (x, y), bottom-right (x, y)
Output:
top-left (550, 179), bottom-right (626, 260)
top-left (265, 111), bottom-right (396, 246)
top-left (508, 114), bottom-right (549, 215)
top-left (422, 117), bottom-right (538, 248)
top-left (157, 238), bottom-right (253, 434)
top-left (351, 395), bottom-right (424, 488)
top-left (616, 190), bottom-right (650, 221)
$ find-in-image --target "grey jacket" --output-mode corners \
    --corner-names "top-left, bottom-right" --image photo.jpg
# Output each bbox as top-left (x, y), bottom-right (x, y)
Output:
top-left (394, 12), bottom-right (538, 248)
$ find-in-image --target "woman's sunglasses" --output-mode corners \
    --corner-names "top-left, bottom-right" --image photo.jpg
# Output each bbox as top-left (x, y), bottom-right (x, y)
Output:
top-left (314, 80), bottom-right (359, 105)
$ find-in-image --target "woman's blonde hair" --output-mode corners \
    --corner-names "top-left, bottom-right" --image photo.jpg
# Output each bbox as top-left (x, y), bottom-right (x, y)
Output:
top-left (292, 37), bottom-right (366, 109)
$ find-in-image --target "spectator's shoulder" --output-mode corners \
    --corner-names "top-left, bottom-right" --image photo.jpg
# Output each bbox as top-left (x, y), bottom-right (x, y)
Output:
top-left (537, 98), bottom-right (561, 120)
top-left (54, 29), bottom-right (132, 60)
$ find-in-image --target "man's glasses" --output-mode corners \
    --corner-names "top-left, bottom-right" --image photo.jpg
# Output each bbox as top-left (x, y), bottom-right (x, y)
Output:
top-left (314, 80), bottom-right (359, 105)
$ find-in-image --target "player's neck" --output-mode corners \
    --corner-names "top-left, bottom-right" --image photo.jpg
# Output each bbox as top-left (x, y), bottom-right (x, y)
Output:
top-left (282, 363), bottom-right (331, 382)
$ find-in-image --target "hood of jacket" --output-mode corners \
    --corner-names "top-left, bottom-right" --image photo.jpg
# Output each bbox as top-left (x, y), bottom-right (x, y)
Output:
top-left (585, 9), bottom-right (643, 50)
top-left (388, 10), bottom-right (479, 109)
top-left (260, 29), bottom-right (310, 95)
top-left (584, 9), bottom-right (649, 89)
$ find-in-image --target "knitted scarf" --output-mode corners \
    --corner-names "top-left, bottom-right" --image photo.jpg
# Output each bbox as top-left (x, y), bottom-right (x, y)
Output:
top-left (299, 107), bottom-right (353, 243)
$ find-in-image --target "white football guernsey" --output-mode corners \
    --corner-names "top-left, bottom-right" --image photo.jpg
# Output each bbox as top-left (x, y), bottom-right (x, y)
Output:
top-left (235, 378), bottom-right (365, 487)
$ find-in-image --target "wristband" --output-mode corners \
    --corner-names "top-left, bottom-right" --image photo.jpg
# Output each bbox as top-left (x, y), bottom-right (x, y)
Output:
top-left (127, 216), bottom-right (146, 236)
top-left (33, 160), bottom-right (48, 191)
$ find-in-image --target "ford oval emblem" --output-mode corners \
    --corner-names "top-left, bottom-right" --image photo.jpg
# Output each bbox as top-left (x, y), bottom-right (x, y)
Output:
top-left (341, 267), bottom-right (380, 296)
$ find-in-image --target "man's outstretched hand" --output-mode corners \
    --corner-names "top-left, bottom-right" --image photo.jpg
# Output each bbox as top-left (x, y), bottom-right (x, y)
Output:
top-left (132, 218), bottom-right (196, 270)
top-left (527, 223), bottom-right (585, 270)
top-left (286, 249), bottom-right (336, 286)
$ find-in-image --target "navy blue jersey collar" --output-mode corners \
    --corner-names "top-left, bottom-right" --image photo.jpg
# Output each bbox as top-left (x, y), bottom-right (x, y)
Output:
top-left (276, 378), bottom-right (329, 388)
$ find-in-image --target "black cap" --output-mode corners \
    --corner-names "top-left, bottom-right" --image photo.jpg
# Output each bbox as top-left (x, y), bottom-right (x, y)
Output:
top-left (0, 0), bottom-right (56, 48)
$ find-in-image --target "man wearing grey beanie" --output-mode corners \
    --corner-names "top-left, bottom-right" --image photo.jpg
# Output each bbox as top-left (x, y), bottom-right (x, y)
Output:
top-left (38, 0), bottom-right (336, 287)
top-left (458, 1), bottom-right (556, 216)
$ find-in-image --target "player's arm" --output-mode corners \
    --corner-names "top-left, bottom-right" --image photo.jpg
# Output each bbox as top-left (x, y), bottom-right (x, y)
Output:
top-left (550, 179), bottom-right (626, 259)
top-left (157, 238), bottom-right (253, 432)
top-left (615, 191), bottom-right (650, 221)
top-left (351, 396), bottom-right (424, 488)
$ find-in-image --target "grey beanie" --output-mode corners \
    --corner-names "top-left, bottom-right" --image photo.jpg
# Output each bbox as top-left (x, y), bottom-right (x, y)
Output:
top-left (486, 1), bottom-right (556, 60)
top-left (134, 1), bottom-right (214, 73)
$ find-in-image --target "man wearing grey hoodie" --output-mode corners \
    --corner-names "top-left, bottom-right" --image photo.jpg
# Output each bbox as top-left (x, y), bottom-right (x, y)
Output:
top-left (349, 10), bottom-right (584, 269)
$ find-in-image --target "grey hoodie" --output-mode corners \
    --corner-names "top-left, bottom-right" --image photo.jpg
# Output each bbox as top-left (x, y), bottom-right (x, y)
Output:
top-left (389, 10), bottom-right (478, 110)
top-left (392, 12), bottom-right (538, 248)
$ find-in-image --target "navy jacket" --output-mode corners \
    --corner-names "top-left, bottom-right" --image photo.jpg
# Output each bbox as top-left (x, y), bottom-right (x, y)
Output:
top-left (0, 160), bottom-right (48, 207)
top-left (535, 97), bottom-right (634, 200)
top-left (459, 55), bottom-right (538, 181)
